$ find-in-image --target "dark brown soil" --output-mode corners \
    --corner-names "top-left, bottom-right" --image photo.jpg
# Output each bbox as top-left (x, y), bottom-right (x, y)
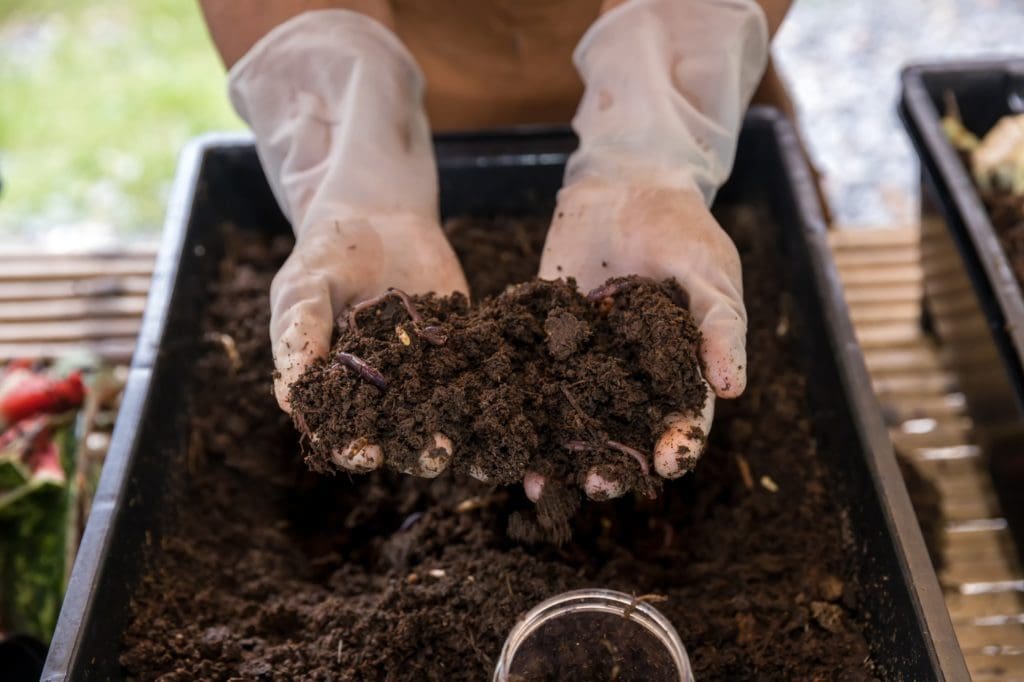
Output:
top-left (119, 209), bottom-right (876, 681)
top-left (288, 275), bottom-right (706, 540)
top-left (445, 215), bottom-right (548, 300)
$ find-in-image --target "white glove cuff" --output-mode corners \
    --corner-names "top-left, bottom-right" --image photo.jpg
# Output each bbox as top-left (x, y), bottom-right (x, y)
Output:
top-left (567, 0), bottom-right (769, 205)
top-left (228, 9), bottom-right (438, 234)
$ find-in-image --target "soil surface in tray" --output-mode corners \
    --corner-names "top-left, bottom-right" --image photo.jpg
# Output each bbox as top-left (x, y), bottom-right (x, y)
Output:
top-left (120, 209), bottom-right (877, 680)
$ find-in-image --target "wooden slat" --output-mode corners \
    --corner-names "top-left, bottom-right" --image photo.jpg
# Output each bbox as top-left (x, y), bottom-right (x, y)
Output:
top-left (833, 245), bottom-right (919, 268)
top-left (956, 624), bottom-right (1024, 652)
top-left (828, 226), bottom-right (919, 249)
top-left (912, 455), bottom-right (990, 480)
top-left (842, 282), bottom-right (921, 305)
top-left (965, 653), bottom-right (1024, 678)
top-left (872, 371), bottom-right (959, 396)
top-left (849, 301), bottom-right (922, 325)
top-left (0, 257), bottom-right (155, 281)
top-left (882, 393), bottom-right (967, 422)
top-left (946, 532), bottom-right (1020, 564)
top-left (0, 339), bottom-right (137, 363)
top-left (0, 318), bottom-right (141, 343)
top-left (948, 591), bottom-right (1024, 621)
top-left (855, 324), bottom-right (922, 348)
top-left (0, 296), bottom-right (147, 322)
top-left (837, 265), bottom-right (923, 287)
top-left (0, 245), bottom-right (157, 259)
top-left (0, 276), bottom-right (152, 302)
top-left (863, 345), bottom-right (943, 372)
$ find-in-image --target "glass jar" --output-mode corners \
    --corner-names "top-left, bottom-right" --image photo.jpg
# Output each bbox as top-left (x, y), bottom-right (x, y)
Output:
top-left (493, 588), bottom-right (694, 682)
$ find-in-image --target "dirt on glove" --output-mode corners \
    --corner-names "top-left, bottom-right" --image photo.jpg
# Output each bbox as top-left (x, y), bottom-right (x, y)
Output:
top-left (119, 208), bottom-right (877, 681)
top-left (288, 274), bottom-right (707, 543)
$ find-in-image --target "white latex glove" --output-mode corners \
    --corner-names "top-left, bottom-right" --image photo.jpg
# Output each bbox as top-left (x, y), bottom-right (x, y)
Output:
top-left (229, 10), bottom-right (468, 476)
top-left (531, 0), bottom-right (769, 501)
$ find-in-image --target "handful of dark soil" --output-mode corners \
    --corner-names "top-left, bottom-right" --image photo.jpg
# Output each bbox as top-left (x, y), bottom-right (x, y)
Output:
top-left (289, 277), bottom-right (707, 541)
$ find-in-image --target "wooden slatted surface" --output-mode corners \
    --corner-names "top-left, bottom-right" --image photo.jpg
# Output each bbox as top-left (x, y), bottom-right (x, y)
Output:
top-left (831, 227), bottom-right (1024, 681)
top-left (0, 247), bottom-right (156, 363)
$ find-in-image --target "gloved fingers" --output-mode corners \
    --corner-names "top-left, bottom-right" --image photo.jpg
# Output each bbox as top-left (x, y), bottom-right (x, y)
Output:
top-left (400, 432), bottom-right (453, 479)
top-left (523, 471), bottom-right (545, 503)
top-left (583, 466), bottom-right (628, 500)
top-left (331, 437), bottom-right (384, 473)
top-left (269, 261), bottom-right (338, 413)
top-left (654, 381), bottom-right (716, 479)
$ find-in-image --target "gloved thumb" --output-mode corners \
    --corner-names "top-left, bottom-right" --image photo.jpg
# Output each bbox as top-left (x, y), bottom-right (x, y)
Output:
top-left (269, 258), bottom-right (337, 412)
top-left (687, 277), bottom-right (747, 399)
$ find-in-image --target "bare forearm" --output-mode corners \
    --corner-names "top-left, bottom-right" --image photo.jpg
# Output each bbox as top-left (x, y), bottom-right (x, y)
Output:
top-left (599, 0), bottom-right (792, 38)
top-left (199, 0), bottom-right (394, 68)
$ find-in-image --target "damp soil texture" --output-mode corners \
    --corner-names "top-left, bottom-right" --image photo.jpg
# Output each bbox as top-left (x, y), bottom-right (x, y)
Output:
top-left (289, 272), bottom-right (707, 541)
top-left (120, 211), bottom-right (877, 680)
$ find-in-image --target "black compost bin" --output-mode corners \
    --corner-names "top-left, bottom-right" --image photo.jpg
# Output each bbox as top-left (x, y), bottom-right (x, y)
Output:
top-left (900, 58), bottom-right (1024, 562)
top-left (43, 107), bottom-right (966, 680)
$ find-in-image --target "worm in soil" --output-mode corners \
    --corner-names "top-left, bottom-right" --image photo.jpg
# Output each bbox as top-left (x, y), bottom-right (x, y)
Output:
top-left (345, 288), bottom-right (447, 345)
top-left (333, 352), bottom-right (388, 392)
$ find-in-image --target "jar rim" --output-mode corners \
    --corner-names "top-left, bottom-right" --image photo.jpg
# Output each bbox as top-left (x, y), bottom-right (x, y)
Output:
top-left (493, 588), bottom-right (694, 682)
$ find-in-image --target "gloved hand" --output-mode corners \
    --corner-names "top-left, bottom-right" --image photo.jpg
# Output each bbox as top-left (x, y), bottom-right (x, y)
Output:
top-left (530, 0), bottom-right (769, 501)
top-left (229, 10), bottom-right (468, 476)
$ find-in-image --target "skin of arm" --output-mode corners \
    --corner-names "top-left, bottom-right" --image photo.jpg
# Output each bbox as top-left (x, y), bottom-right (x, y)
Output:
top-left (199, 0), bottom-right (395, 68)
top-left (600, 0), bottom-right (791, 35)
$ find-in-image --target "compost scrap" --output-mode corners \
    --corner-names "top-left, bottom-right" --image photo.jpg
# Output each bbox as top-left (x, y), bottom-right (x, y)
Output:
top-left (120, 210), bottom-right (877, 680)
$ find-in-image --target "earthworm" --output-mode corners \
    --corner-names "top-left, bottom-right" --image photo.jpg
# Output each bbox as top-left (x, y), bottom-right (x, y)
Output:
top-left (347, 288), bottom-right (422, 332)
top-left (606, 440), bottom-right (651, 477)
top-left (346, 288), bottom-right (447, 345)
top-left (333, 352), bottom-right (388, 392)
top-left (564, 439), bottom-right (652, 477)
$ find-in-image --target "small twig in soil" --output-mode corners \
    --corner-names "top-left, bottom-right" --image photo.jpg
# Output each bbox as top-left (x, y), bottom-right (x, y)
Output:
top-left (332, 352), bottom-right (388, 392)
top-left (345, 288), bottom-right (448, 345)
top-left (203, 331), bottom-right (240, 371)
top-left (455, 496), bottom-right (488, 513)
top-left (292, 410), bottom-right (313, 442)
top-left (559, 384), bottom-right (587, 421)
top-left (736, 454), bottom-right (754, 491)
top-left (622, 593), bottom-right (669, 620)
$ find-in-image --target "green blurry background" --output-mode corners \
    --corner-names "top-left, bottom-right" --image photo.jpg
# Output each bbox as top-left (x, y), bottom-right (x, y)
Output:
top-left (0, 0), bottom-right (242, 242)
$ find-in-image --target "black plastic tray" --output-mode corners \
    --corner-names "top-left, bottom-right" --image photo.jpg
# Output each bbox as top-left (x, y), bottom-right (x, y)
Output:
top-left (900, 58), bottom-right (1024, 558)
top-left (43, 108), bottom-right (966, 680)
top-left (900, 59), bottom-right (1024, 404)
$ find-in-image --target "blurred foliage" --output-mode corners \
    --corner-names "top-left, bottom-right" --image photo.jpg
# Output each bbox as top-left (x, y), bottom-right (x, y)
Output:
top-left (0, 0), bottom-right (243, 237)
